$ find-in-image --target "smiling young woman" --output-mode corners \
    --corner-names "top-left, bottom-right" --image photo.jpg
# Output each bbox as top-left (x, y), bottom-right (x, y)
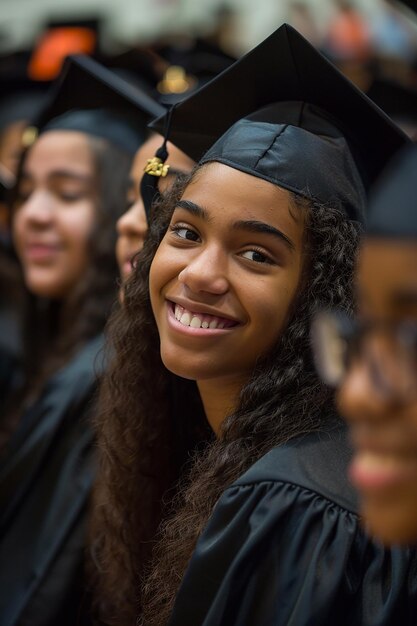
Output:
top-left (91, 26), bottom-right (415, 626)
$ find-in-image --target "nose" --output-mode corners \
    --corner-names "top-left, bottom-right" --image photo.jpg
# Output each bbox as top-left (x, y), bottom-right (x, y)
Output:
top-left (337, 358), bottom-right (403, 425)
top-left (17, 189), bottom-right (54, 227)
top-left (116, 199), bottom-right (147, 240)
top-left (178, 245), bottom-right (229, 296)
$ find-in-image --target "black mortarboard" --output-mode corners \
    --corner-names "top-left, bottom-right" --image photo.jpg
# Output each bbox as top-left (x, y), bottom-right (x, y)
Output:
top-left (0, 52), bottom-right (50, 133)
top-left (367, 145), bottom-right (417, 238)
top-left (0, 79), bottom-right (47, 134)
top-left (151, 24), bottom-right (409, 221)
top-left (32, 54), bottom-right (165, 155)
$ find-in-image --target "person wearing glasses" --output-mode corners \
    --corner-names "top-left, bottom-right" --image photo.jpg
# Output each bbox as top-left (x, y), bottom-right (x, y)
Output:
top-left (312, 145), bottom-right (417, 546)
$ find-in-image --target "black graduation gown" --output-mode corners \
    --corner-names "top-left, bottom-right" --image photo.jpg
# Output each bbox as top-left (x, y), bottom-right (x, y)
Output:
top-left (169, 426), bottom-right (417, 626)
top-left (0, 335), bottom-right (105, 626)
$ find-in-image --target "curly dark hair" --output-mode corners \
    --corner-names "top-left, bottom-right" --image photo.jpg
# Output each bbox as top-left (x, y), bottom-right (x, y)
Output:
top-left (90, 165), bottom-right (361, 626)
top-left (1, 133), bottom-right (131, 444)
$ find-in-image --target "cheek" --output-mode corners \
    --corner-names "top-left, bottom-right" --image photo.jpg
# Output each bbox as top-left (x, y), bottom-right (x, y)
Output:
top-left (149, 245), bottom-right (170, 308)
top-left (64, 203), bottom-right (96, 249)
top-left (252, 272), bottom-right (300, 331)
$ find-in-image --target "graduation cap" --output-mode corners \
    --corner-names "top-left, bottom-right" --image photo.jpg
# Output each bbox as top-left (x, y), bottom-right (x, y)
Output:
top-left (367, 145), bottom-right (417, 238)
top-left (0, 76), bottom-right (48, 134)
top-left (0, 50), bottom-right (51, 134)
top-left (30, 54), bottom-right (165, 155)
top-left (150, 24), bottom-right (409, 221)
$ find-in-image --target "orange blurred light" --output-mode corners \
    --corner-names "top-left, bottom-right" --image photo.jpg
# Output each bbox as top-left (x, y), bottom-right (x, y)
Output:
top-left (28, 27), bottom-right (96, 81)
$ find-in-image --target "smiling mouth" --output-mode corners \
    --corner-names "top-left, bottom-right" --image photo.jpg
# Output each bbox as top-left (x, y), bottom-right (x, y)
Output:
top-left (172, 303), bottom-right (239, 330)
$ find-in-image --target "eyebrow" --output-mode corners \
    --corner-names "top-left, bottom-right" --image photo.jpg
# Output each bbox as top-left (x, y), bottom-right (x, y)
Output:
top-left (176, 199), bottom-right (295, 250)
top-left (22, 170), bottom-right (92, 184)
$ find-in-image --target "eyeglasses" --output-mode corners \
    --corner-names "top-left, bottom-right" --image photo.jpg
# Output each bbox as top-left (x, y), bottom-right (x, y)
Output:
top-left (311, 310), bottom-right (417, 399)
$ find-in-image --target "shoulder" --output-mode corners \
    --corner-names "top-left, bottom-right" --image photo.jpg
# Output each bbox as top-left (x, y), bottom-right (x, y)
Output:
top-left (232, 423), bottom-right (358, 513)
top-left (170, 425), bottom-right (417, 626)
top-left (59, 334), bottom-right (107, 383)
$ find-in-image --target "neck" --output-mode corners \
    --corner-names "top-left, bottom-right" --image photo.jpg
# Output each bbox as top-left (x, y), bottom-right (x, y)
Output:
top-left (197, 375), bottom-right (246, 436)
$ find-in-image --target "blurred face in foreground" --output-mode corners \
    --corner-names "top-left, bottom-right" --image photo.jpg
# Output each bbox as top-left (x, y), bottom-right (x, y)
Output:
top-left (338, 239), bottom-right (417, 545)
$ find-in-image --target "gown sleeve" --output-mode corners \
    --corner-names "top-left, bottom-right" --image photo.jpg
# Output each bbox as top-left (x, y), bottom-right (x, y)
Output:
top-left (169, 478), bottom-right (416, 626)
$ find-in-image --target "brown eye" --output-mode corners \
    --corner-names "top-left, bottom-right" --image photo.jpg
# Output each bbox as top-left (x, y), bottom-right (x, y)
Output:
top-left (241, 249), bottom-right (271, 264)
top-left (170, 225), bottom-right (200, 241)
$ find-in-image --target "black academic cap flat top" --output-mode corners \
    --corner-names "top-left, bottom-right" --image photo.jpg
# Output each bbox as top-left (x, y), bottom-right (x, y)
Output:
top-left (34, 54), bottom-right (165, 154)
top-left (150, 24), bottom-right (408, 220)
top-left (0, 77), bottom-right (48, 132)
top-left (367, 145), bottom-right (417, 238)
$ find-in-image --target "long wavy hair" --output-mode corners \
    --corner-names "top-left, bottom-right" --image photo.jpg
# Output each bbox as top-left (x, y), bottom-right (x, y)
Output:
top-left (1, 133), bottom-right (131, 444)
top-left (91, 165), bottom-right (361, 626)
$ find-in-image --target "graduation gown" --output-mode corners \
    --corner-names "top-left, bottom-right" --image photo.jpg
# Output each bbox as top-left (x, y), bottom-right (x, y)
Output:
top-left (169, 425), bottom-right (417, 626)
top-left (0, 335), bottom-right (105, 626)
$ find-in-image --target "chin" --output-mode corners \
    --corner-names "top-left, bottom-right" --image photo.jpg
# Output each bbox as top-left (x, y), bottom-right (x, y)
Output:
top-left (26, 278), bottom-right (67, 299)
top-left (160, 349), bottom-right (218, 381)
top-left (361, 500), bottom-right (417, 547)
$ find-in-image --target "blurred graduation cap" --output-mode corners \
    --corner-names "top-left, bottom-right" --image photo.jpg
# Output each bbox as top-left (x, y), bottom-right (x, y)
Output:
top-left (367, 145), bottom-right (417, 237)
top-left (28, 17), bottom-right (101, 81)
top-left (98, 46), bottom-right (166, 100)
top-left (0, 50), bottom-right (51, 134)
top-left (151, 37), bottom-right (236, 105)
top-left (0, 76), bottom-right (48, 134)
top-left (150, 24), bottom-right (409, 221)
top-left (29, 54), bottom-right (165, 155)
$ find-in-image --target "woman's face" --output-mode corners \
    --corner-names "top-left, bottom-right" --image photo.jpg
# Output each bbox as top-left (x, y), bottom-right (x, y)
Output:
top-left (13, 130), bottom-right (96, 300)
top-left (150, 162), bottom-right (305, 385)
top-left (338, 239), bottom-right (417, 545)
top-left (116, 134), bottom-right (195, 280)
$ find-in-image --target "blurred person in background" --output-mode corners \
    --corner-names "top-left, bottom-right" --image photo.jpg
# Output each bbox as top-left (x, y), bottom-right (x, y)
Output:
top-left (116, 132), bottom-right (195, 286)
top-left (313, 145), bottom-right (417, 546)
top-left (324, 0), bottom-right (372, 63)
top-left (0, 54), bottom-right (160, 626)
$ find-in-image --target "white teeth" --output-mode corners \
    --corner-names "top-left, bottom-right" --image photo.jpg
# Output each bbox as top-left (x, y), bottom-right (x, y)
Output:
top-left (180, 312), bottom-right (191, 326)
top-left (173, 302), bottom-right (231, 330)
top-left (190, 316), bottom-right (203, 328)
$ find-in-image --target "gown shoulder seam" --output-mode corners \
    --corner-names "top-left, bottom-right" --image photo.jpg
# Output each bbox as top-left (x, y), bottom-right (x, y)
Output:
top-left (226, 478), bottom-right (359, 516)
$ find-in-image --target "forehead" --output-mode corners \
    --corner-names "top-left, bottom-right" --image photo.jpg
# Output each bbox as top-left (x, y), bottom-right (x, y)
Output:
top-left (24, 130), bottom-right (93, 176)
top-left (180, 162), bottom-right (304, 240)
top-left (359, 239), bottom-right (417, 307)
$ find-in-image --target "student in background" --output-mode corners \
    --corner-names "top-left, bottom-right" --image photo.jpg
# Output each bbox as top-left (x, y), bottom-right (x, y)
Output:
top-left (313, 145), bottom-right (417, 546)
top-left (0, 55), bottom-right (161, 626)
top-left (116, 132), bottom-right (195, 284)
